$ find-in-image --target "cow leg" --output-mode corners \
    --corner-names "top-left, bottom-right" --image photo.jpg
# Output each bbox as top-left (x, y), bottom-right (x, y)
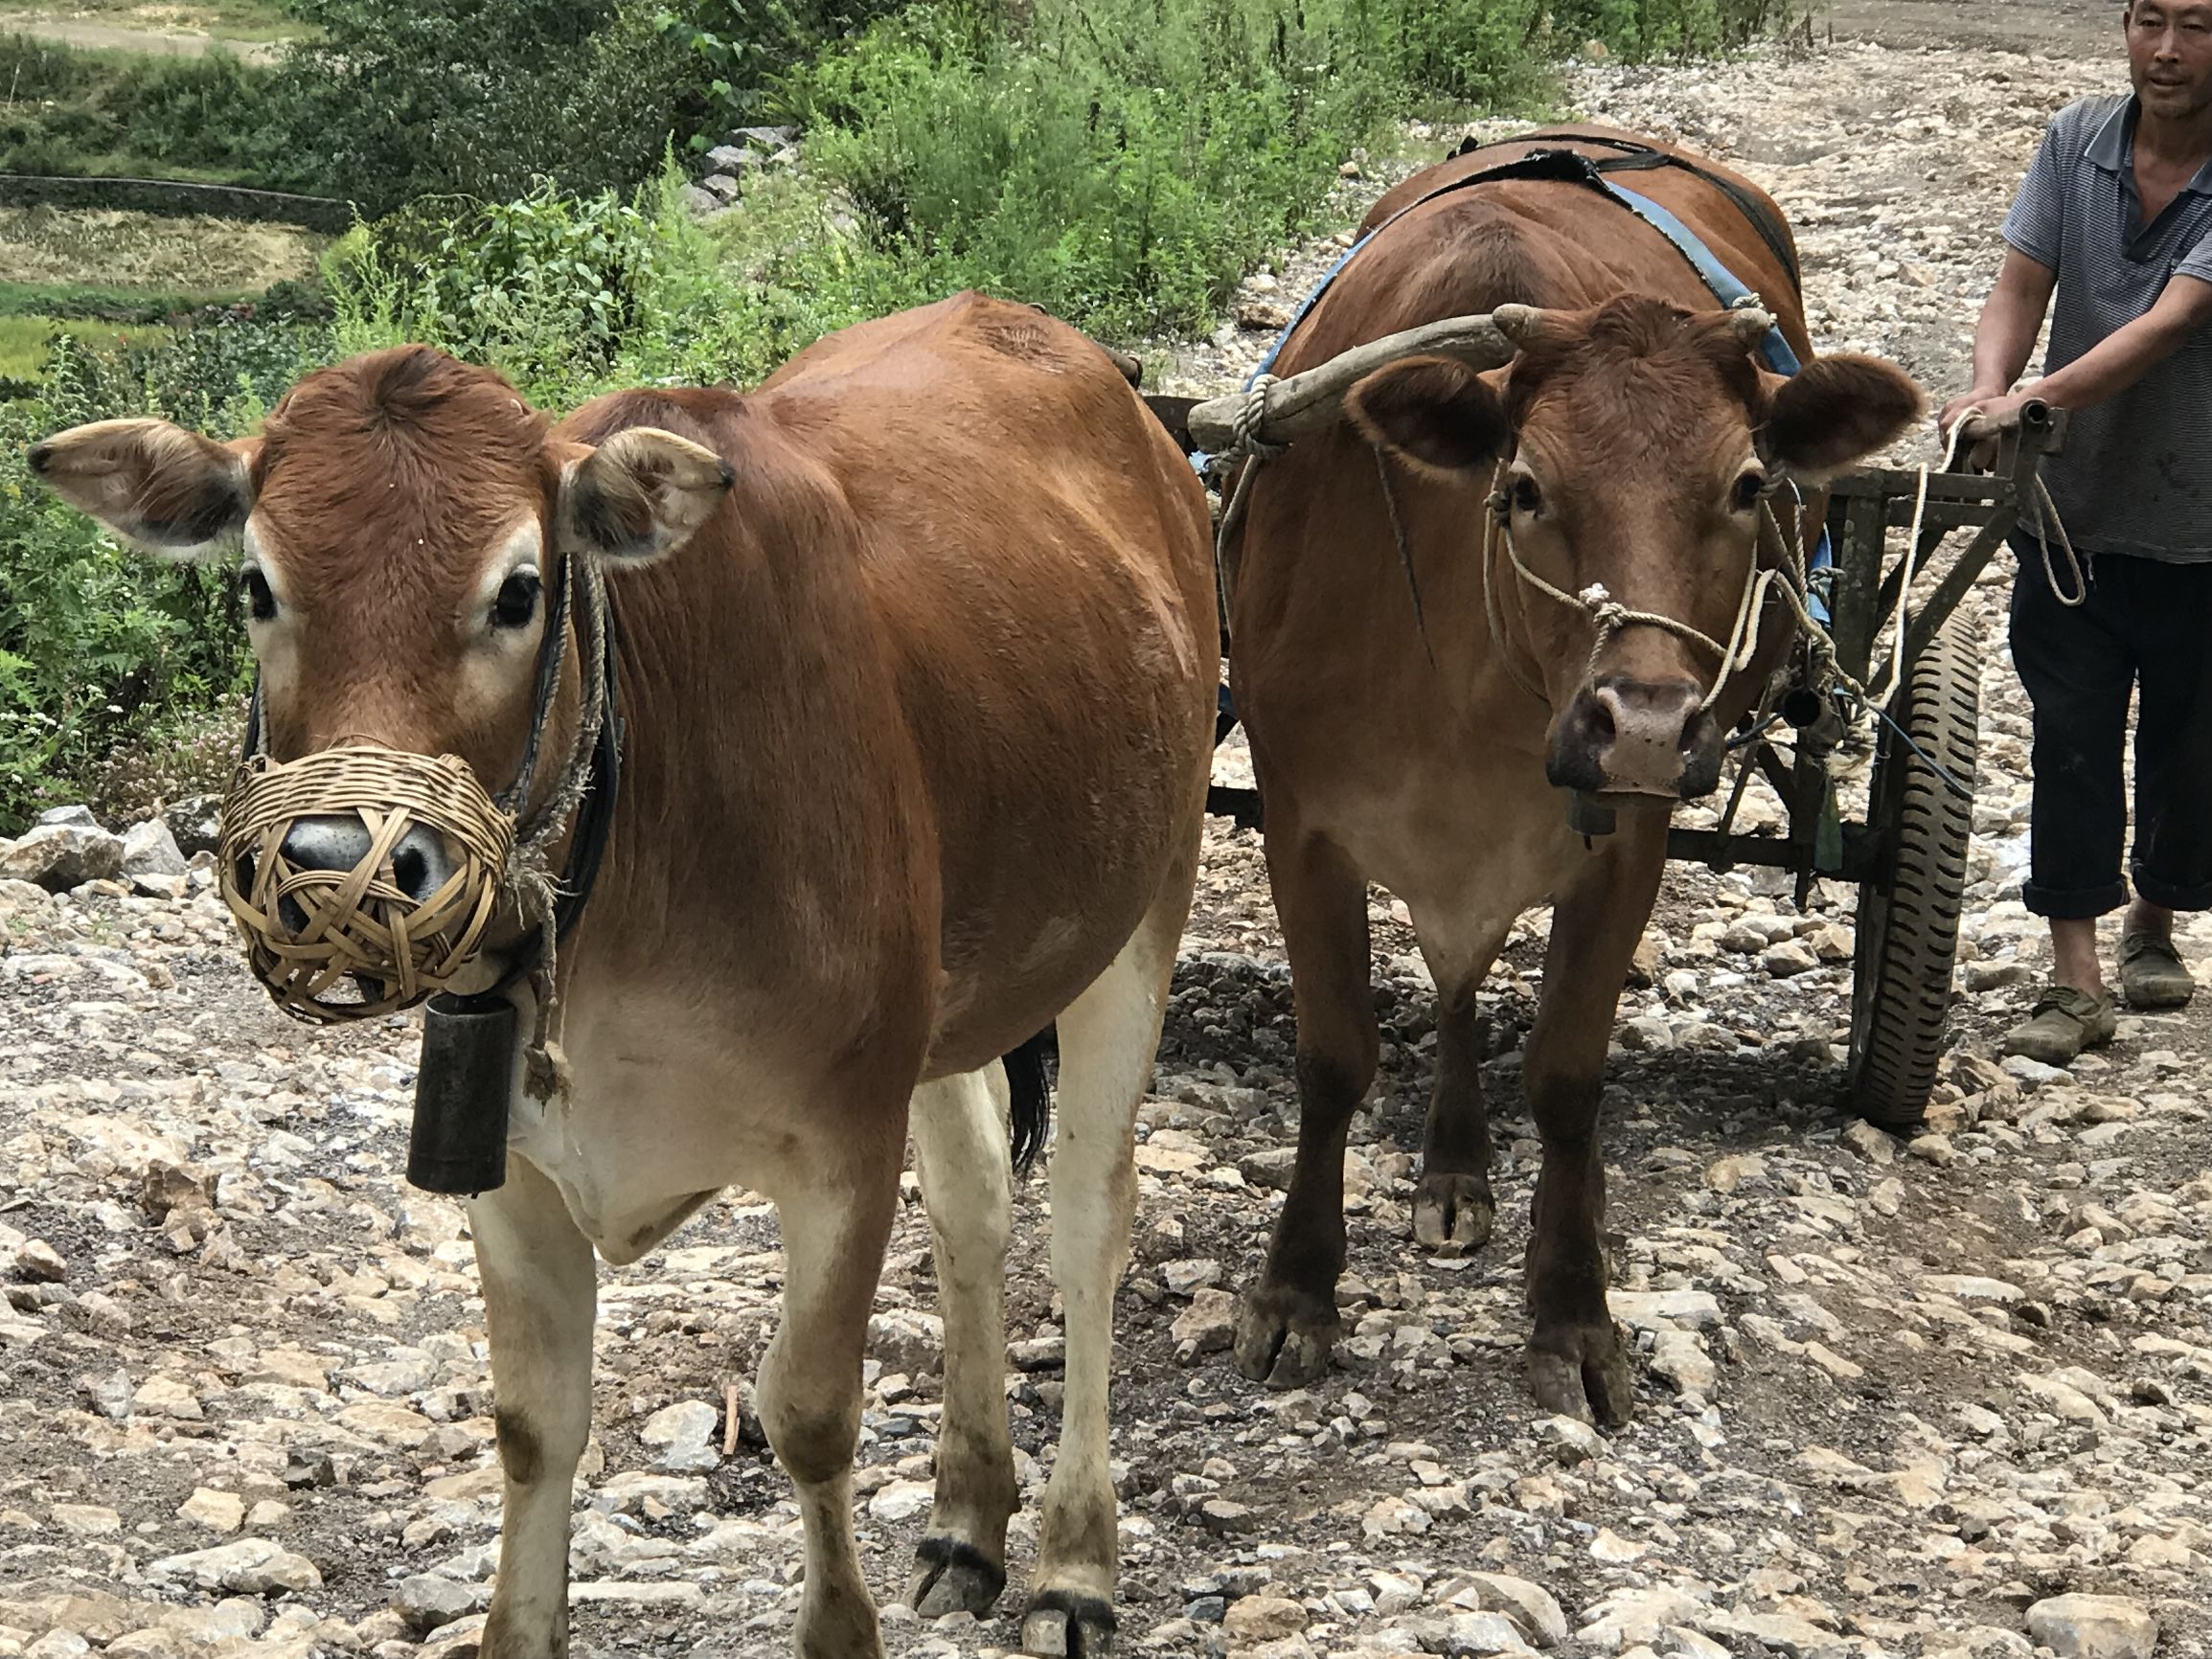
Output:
top-left (1234, 824), bottom-right (1377, 1387)
top-left (1521, 839), bottom-right (1662, 1427)
top-left (1412, 963), bottom-right (1500, 1253)
top-left (760, 1166), bottom-right (900, 1659)
top-left (472, 1154), bottom-right (596, 1659)
top-left (1023, 889), bottom-right (1187, 1659)
top-left (904, 1064), bottom-right (1017, 1617)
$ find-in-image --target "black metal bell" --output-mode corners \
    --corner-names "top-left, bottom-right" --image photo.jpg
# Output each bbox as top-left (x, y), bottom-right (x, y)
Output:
top-left (408, 992), bottom-right (516, 1195)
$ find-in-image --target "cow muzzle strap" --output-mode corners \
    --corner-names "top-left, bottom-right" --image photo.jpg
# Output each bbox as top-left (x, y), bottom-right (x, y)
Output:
top-left (217, 554), bottom-right (621, 1195)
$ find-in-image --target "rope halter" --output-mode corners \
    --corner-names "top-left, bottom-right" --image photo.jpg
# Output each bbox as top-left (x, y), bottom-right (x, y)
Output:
top-left (1479, 473), bottom-right (1790, 715)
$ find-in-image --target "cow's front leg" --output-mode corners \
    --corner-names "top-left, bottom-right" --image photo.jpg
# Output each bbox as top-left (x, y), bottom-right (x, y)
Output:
top-left (471, 1154), bottom-right (597, 1659)
top-left (760, 1158), bottom-right (900, 1659)
top-left (1520, 829), bottom-right (1665, 1427)
top-left (1413, 969), bottom-right (1500, 1252)
top-left (1234, 815), bottom-right (1379, 1387)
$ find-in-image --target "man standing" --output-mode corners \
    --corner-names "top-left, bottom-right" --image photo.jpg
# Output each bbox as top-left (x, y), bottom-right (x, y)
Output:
top-left (1943, 0), bottom-right (2212, 1064)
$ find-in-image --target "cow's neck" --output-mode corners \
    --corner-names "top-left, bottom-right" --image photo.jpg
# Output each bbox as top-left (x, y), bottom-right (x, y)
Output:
top-left (573, 435), bottom-right (927, 996)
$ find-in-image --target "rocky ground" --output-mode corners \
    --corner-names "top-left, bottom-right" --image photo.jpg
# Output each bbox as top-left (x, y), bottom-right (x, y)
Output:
top-left (4, 6), bottom-right (2209, 1659)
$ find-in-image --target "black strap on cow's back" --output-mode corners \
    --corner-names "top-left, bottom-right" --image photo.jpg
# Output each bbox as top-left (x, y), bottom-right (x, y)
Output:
top-left (1450, 129), bottom-right (1802, 298)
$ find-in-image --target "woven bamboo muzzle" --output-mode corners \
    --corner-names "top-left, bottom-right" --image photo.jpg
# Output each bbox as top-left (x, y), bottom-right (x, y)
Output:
top-left (217, 746), bottom-right (516, 1023)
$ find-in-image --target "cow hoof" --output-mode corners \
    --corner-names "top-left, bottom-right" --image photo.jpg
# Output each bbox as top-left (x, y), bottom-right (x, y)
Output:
top-left (1526, 1321), bottom-right (1635, 1428)
top-left (1232, 1283), bottom-right (1339, 1387)
top-left (908, 1535), bottom-right (1006, 1617)
top-left (1412, 1170), bottom-right (1494, 1252)
top-left (1021, 1589), bottom-right (1116, 1656)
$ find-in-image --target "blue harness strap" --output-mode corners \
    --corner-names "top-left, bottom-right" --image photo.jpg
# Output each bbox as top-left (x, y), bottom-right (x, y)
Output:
top-left (1601, 183), bottom-right (1801, 374)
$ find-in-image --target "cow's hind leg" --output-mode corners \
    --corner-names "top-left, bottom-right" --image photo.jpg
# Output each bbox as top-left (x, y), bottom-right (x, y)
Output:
top-left (1521, 840), bottom-right (1663, 1427)
top-left (1234, 819), bottom-right (1378, 1387)
top-left (1021, 883), bottom-right (1189, 1658)
top-left (905, 1063), bottom-right (1017, 1616)
top-left (471, 1154), bottom-right (597, 1659)
top-left (1413, 967), bottom-right (1499, 1253)
top-left (760, 1162), bottom-right (900, 1659)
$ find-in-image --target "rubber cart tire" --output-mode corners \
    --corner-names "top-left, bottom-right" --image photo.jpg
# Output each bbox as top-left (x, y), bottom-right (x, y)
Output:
top-left (1846, 621), bottom-right (1980, 1128)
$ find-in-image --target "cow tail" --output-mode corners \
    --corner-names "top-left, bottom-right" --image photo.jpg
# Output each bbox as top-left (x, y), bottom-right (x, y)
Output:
top-left (1002, 1027), bottom-right (1057, 1174)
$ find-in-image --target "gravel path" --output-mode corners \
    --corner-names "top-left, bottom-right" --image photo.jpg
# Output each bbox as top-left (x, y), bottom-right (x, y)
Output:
top-left (4, 9), bottom-right (2208, 1659)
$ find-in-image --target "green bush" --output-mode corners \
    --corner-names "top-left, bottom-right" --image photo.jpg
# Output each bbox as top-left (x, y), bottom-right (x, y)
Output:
top-left (0, 34), bottom-right (295, 185)
top-left (0, 325), bottom-right (321, 830)
top-left (1552, 0), bottom-right (1804, 56)
top-left (665, 0), bottom-right (905, 141)
top-left (783, 0), bottom-right (1409, 339)
top-left (269, 0), bottom-right (715, 215)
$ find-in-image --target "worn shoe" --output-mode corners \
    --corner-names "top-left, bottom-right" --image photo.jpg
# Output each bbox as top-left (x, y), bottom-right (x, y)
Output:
top-left (2001, 985), bottom-right (2117, 1066)
top-left (2118, 933), bottom-right (2196, 1011)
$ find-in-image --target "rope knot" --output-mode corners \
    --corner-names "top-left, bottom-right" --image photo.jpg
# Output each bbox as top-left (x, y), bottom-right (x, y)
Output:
top-left (1233, 375), bottom-right (1288, 462)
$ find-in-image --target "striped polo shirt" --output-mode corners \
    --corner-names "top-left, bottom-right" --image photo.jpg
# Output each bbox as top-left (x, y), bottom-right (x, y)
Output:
top-left (2003, 93), bottom-right (2212, 561)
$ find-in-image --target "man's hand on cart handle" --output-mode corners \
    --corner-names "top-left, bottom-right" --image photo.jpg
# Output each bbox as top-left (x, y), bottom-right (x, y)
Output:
top-left (1938, 384), bottom-right (2052, 472)
top-left (1940, 383), bottom-right (2046, 441)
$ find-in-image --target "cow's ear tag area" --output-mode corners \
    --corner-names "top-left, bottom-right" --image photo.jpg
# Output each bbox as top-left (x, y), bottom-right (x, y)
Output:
top-left (408, 992), bottom-right (517, 1195)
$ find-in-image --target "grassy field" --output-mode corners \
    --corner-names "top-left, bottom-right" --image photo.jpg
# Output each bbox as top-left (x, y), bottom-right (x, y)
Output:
top-left (0, 205), bottom-right (323, 292)
top-left (0, 205), bottom-right (318, 390)
top-left (0, 0), bottom-right (298, 42)
top-left (0, 311), bottom-right (171, 380)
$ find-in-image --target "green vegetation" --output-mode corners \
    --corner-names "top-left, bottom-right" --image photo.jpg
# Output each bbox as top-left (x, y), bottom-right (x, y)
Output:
top-left (0, 34), bottom-right (287, 183)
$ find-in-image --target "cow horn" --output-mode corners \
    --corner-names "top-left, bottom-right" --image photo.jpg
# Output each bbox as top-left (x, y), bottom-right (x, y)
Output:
top-left (1492, 304), bottom-right (1549, 345)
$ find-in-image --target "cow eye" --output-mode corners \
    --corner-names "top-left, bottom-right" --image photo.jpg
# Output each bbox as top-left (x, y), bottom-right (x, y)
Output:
top-left (240, 568), bottom-right (276, 623)
top-left (491, 568), bottom-right (541, 629)
top-left (1731, 469), bottom-right (1767, 512)
top-left (1511, 475), bottom-right (1542, 515)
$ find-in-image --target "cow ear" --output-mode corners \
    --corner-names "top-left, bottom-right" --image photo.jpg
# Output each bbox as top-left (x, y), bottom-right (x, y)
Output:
top-left (28, 418), bottom-right (256, 557)
top-left (556, 427), bottom-right (733, 565)
top-left (1760, 355), bottom-right (1924, 481)
top-left (1345, 356), bottom-right (1512, 477)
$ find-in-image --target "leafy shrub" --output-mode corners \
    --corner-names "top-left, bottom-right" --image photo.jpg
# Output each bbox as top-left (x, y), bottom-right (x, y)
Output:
top-left (665, 0), bottom-right (905, 140)
top-left (0, 330), bottom-right (301, 829)
top-left (268, 0), bottom-right (707, 215)
top-left (786, 0), bottom-right (1410, 339)
top-left (0, 35), bottom-right (293, 185)
top-left (1552, 0), bottom-right (1806, 56)
top-left (80, 693), bottom-right (252, 826)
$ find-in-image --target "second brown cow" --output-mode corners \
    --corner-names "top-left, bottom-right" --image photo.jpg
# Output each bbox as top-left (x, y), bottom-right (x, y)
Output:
top-left (1223, 127), bottom-right (1921, 1422)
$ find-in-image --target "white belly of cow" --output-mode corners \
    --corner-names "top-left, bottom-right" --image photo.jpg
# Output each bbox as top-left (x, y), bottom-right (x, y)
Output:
top-left (504, 995), bottom-right (816, 1265)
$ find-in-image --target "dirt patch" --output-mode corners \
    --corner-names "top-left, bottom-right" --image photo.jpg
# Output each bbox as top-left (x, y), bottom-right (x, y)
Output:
top-left (0, 206), bottom-right (322, 294)
top-left (1821, 0), bottom-right (2117, 56)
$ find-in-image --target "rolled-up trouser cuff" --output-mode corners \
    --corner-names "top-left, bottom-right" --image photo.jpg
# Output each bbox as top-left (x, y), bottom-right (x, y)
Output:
top-left (2023, 877), bottom-right (2129, 920)
top-left (2129, 862), bottom-right (2212, 913)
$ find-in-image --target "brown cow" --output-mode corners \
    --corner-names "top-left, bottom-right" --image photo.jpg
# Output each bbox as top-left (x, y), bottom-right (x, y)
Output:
top-left (30, 292), bottom-right (1215, 1658)
top-left (1222, 127), bottom-right (1921, 1422)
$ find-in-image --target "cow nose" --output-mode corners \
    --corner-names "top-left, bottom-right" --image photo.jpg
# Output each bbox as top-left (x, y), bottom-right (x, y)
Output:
top-left (267, 815), bottom-right (459, 935)
top-left (1547, 676), bottom-right (1723, 799)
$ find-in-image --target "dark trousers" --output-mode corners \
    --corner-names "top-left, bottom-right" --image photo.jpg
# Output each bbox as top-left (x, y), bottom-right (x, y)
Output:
top-left (2010, 539), bottom-right (2212, 920)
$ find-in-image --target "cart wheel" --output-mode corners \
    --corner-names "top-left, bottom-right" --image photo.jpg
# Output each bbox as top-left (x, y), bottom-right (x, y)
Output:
top-left (1846, 621), bottom-right (1980, 1127)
